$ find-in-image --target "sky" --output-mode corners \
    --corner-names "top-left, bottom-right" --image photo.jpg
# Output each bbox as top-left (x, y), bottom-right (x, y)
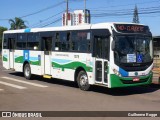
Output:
top-left (0, 0), bottom-right (160, 36)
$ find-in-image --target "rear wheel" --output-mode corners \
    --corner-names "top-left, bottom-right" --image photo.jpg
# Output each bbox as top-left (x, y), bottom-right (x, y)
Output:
top-left (24, 64), bottom-right (32, 80)
top-left (77, 71), bottom-right (90, 91)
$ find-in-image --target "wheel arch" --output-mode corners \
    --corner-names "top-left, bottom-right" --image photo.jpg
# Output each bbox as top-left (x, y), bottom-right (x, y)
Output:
top-left (74, 66), bottom-right (86, 82)
top-left (23, 61), bottom-right (30, 72)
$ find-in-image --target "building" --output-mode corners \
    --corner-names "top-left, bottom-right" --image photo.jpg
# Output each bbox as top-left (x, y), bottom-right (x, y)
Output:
top-left (62, 9), bottom-right (91, 26)
top-left (153, 36), bottom-right (160, 67)
top-left (62, 12), bottom-right (72, 26)
top-left (153, 36), bottom-right (160, 57)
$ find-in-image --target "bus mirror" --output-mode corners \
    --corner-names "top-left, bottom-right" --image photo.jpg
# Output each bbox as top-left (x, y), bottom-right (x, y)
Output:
top-left (111, 41), bottom-right (115, 51)
top-left (55, 47), bottom-right (59, 51)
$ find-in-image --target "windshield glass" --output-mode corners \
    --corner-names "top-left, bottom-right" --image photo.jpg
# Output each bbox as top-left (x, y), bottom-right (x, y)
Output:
top-left (114, 35), bottom-right (153, 64)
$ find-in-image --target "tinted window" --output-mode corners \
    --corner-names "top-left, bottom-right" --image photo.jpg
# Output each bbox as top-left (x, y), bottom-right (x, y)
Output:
top-left (17, 34), bottom-right (27, 49)
top-left (55, 32), bottom-right (71, 51)
top-left (71, 31), bottom-right (91, 52)
top-left (93, 29), bottom-right (110, 60)
top-left (3, 34), bottom-right (8, 49)
top-left (27, 33), bottom-right (40, 50)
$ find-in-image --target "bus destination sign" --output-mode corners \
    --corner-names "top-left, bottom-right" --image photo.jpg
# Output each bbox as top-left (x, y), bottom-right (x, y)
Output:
top-left (114, 24), bottom-right (149, 33)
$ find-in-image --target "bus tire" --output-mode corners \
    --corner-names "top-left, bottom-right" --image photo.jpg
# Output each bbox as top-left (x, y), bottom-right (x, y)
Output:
top-left (77, 71), bottom-right (90, 91)
top-left (24, 63), bottom-right (32, 80)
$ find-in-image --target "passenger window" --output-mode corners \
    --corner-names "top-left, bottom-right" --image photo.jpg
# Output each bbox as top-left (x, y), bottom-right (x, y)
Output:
top-left (71, 31), bottom-right (91, 52)
top-left (3, 35), bottom-right (8, 49)
top-left (17, 34), bottom-right (27, 49)
top-left (27, 33), bottom-right (39, 50)
top-left (55, 33), bottom-right (61, 51)
top-left (55, 32), bottom-right (71, 51)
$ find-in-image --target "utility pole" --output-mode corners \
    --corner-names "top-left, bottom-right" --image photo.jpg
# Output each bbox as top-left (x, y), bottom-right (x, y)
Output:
top-left (84, 0), bottom-right (86, 23)
top-left (66, 0), bottom-right (68, 26)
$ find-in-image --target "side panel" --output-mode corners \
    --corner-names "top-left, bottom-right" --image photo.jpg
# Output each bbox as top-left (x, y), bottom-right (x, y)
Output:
top-left (29, 51), bottom-right (42, 75)
top-left (14, 50), bottom-right (23, 72)
top-left (2, 49), bottom-right (10, 69)
top-left (14, 50), bottom-right (42, 75)
top-left (51, 52), bottom-right (94, 84)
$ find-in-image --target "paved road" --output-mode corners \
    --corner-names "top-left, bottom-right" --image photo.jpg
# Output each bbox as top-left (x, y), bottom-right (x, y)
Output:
top-left (0, 59), bottom-right (160, 119)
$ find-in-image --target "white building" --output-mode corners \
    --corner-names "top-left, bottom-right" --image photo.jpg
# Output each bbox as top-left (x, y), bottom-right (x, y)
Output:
top-left (62, 9), bottom-right (90, 26)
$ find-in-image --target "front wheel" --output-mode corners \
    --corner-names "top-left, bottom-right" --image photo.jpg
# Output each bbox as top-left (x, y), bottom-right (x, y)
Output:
top-left (77, 71), bottom-right (90, 91)
top-left (24, 64), bottom-right (32, 80)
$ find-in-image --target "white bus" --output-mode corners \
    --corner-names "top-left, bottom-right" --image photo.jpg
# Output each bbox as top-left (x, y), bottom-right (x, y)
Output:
top-left (2, 22), bottom-right (153, 90)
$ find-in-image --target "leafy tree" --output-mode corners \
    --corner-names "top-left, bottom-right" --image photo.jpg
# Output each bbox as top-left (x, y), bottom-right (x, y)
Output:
top-left (132, 5), bottom-right (139, 23)
top-left (0, 26), bottom-right (7, 50)
top-left (9, 17), bottom-right (27, 30)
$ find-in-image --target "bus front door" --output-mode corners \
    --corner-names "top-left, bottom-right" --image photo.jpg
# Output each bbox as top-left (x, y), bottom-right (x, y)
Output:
top-left (43, 37), bottom-right (52, 75)
top-left (8, 38), bottom-right (15, 69)
top-left (94, 35), bottom-right (109, 85)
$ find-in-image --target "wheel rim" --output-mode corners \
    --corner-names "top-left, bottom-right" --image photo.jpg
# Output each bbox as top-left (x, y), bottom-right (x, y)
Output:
top-left (79, 74), bottom-right (88, 86)
top-left (25, 66), bottom-right (30, 77)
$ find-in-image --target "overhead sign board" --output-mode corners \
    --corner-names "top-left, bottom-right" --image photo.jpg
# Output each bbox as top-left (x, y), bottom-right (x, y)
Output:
top-left (114, 24), bottom-right (150, 34)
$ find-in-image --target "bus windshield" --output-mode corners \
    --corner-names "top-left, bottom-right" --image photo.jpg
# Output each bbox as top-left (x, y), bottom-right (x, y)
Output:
top-left (114, 35), bottom-right (153, 64)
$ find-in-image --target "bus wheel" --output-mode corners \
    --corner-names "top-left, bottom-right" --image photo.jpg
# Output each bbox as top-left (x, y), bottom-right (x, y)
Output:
top-left (77, 71), bottom-right (90, 91)
top-left (24, 64), bottom-right (31, 80)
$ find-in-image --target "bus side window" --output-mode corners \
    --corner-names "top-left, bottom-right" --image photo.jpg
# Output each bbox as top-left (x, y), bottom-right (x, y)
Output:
top-left (71, 31), bottom-right (91, 52)
top-left (59, 32), bottom-right (71, 51)
top-left (3, 34), bottom-right (8, 49)
top-left (17, 34), bottom-right (27, 49)
top-left (67, 32), bottom-right (71, 50)
top-left (55, 33), bottom-right (61, 51)
top-left (27, 33), bottom-right (40, 50)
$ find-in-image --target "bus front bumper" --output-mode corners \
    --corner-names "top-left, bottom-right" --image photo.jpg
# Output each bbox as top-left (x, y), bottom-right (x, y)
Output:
top-left (110, 72), bottom-right (153, 88)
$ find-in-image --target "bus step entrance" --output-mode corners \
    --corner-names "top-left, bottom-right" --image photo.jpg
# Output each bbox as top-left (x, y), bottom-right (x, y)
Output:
top-left (43, 75), bottom-right (52, 79)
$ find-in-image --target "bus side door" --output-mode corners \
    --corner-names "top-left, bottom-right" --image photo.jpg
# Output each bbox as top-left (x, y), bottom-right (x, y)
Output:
top-left (93, 29), bottom-right (110, 85)
top-left (8, 34), bottom-right (16, 69)
top-left (41, 32), bottom-right (53, 75)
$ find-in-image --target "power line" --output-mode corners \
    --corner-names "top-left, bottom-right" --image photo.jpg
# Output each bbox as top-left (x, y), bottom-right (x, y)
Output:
top-left (20, 1), bottom-right (65, 18)
top-left (29, 11), bottom-right (64, 28)
top-left (41, 18), bottom-right (62, 27)
top-left (91, 5), bottom-right (160, 17)
top-left (89, 0), bottom-right (160, 10)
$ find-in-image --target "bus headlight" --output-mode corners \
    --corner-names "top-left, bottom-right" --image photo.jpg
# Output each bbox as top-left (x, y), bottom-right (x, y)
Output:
top-left (113, 69), bottom-right (122, 77)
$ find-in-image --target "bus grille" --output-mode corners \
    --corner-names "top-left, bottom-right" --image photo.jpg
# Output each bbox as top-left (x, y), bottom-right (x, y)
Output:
top-left (120, 78), bottom-right (148, 84)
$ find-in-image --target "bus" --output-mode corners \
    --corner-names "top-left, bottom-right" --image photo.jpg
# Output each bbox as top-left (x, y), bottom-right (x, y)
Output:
top-left (2, 22), bottom-right (153, 90)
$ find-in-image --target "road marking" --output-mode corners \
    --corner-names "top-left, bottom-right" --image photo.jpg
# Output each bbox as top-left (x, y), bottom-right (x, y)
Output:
top-left (0, 81), bottom-right (27, 89)
top-left (1, 77), bottom-right (48, 88)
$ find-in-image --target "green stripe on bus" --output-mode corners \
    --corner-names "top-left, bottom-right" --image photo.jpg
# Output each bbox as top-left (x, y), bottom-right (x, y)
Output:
top-left (15, 56), bottom-right (41, 66)
top-left (30, 61), bottom-right (41, 66)
top-left (52, 61), bottom-right (93, 72)
top-left (15, 56), bottom-right (23, 63)
top-left (3, 56), bottom-right (8, 61)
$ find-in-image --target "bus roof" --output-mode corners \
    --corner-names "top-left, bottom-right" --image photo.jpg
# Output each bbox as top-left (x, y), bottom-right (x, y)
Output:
top-left (3, 22), bottom-right (146, 34)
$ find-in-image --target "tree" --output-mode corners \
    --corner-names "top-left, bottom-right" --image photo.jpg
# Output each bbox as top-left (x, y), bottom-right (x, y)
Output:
top-left (0, 26), bottom-right (7, 50)
top-left (9, 17), bottom-right (27, 30)
top-left (132, 5), bottom-right (139, 23)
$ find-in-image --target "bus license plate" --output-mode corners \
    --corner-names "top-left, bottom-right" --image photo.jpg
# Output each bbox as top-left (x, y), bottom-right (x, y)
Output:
top-left (133, 78), bottom-right (140, 82)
